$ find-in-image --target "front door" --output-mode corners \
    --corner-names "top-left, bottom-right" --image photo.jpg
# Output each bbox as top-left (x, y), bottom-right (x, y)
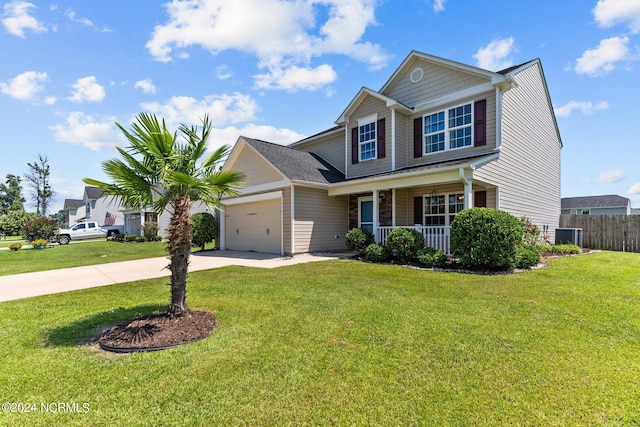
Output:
top-left (359, 197), bottom-right (373, 233)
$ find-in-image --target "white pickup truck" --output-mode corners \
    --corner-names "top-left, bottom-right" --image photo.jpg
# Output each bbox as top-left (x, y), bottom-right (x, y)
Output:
top-left (57, 221), bottom-right (124, 245)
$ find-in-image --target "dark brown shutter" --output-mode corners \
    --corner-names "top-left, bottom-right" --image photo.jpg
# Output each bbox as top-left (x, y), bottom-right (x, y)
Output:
top-left (377, 118), bottom-right (386, 159)
top-left (413, 117), bottom-right (422, 158)
top-left (474, 99), bottom-right (486, 147)
top-left (474, 190), bottom-right (487, 208)
top-left (413, 196), bottom-right (423, 225)
top-left (351, 127), bottom-right (358, 164)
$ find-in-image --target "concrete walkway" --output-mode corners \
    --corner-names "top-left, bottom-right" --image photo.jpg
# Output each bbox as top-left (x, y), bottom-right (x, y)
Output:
top-left (0, 250), bottom-right (351, 302)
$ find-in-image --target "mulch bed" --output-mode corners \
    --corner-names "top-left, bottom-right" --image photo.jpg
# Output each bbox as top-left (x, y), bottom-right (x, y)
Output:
top-left (99, 310), bottom-right (216, 353)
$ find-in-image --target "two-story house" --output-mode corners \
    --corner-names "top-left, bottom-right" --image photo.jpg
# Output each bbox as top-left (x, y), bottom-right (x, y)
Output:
top-left (219, 50), bottom-right (562, 255)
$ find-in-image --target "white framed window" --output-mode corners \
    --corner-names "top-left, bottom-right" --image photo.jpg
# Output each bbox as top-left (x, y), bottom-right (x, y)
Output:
top-left (424, 193), bottom-right (465, 226)
top-left (423, 102), bottom-right (473, 154)
top-left (358, 114), bottom-right (377, 161)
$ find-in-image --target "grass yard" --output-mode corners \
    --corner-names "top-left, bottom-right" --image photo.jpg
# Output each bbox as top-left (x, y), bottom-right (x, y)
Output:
top-left (0, 240), bottom-right (216, 276)
top-left (0, 251), bottom-right (639, 426)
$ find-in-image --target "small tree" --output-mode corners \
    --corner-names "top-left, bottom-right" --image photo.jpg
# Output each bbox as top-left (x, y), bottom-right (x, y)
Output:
top-left (191, 212), bottom-right (217, 251)
top-left (20, 216), bottom-right (58, 243)
top-left (0, 210), bottom-right (37, 236)
top-left (25, 154), bottom-right (54, 216)
top-left (0, 174), bottom-right (25, 215)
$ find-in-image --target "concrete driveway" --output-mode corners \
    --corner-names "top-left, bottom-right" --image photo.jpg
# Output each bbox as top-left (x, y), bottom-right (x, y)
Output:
top-left (0, 250), bottom-right (352, 302)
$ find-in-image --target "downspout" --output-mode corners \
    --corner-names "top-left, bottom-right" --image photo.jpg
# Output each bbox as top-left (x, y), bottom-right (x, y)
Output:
top-left (459, 167), bottom-right (473, 209)
top-left (219, 206), bottom-right (226, 250)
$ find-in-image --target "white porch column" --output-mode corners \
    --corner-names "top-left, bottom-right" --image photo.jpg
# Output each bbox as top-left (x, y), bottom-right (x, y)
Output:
top-left (373, 189), bottom-right (380, 243)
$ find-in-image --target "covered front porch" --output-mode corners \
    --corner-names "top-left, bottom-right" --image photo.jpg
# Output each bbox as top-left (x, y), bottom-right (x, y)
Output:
top-left (329, 161), bottom-right (497, 255)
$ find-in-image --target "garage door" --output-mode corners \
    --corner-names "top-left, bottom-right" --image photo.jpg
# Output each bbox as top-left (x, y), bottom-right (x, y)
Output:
top-left (225, 199), bottom-right (282, 254)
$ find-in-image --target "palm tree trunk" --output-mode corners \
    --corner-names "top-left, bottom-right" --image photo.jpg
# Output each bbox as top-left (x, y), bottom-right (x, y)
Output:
top-left (167, 196), bottom-right (192, 316)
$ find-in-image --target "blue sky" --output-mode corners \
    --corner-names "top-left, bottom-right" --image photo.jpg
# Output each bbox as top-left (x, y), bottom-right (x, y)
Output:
top-left (1, 0), bottom-right (639, 213)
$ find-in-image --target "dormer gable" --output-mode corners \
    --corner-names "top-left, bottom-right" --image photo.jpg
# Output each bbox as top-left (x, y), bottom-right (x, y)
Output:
top-left (335, 87), bottom-right (412, 125)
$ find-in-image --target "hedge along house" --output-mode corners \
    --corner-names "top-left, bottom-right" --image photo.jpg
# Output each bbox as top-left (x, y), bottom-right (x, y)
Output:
top-left (220, 50), bottom-right (562, 255)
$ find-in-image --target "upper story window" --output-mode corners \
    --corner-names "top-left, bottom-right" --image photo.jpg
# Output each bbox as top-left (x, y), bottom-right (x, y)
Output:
top-left (359, 119), bottom-right (377, 161)
top-left (423, 102), bottom-right (473, 155)
top-left (414, 99), bottom-right (485, 159)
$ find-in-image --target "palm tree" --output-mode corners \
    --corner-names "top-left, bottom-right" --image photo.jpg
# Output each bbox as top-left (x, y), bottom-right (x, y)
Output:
top-left (84, 113), bottom-right (244, 316)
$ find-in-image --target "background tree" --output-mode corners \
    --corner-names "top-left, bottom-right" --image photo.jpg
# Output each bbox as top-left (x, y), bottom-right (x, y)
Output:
top-left (191, 211), bottom-right (217, 251)
top-left (84, 113), bottom-right (244, 316)
top-left (0, 174), bottom-right (25, 215)
top-left (0, 211), bottom-right (37, 236)
top-left (25, 154), bottom-right (54, 216)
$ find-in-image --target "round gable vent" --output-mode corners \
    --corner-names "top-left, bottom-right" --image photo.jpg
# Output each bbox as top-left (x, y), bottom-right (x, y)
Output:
top-left (410, 67), bottom-right (424, 83)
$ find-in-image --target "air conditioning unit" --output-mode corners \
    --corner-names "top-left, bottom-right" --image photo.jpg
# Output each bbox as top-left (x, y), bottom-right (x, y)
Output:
top-left (555, 228), bottom-right (583, 247)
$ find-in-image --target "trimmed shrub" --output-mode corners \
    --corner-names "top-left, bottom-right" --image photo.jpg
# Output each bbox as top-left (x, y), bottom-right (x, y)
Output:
top-left (136, 236), bottom-right (147, 243)
top-left (516, 244), bottom-right (541, 269)
top-left (345, 228), bottom-right (374, 254)
top-left (192, 212), bottom-right (217, 251)
top-left (417, 247), bottom-right (447, 268)
top-left (125, 234), bottom-right (139, 242)
top-left (363, 243), bottom-right (388, 263)
top-left (450, 208), bottom-right (524, 270)
top-left (20, 216), bottom-right (58, 243)
top-left (142, 221), bottom-right (159, 242)
top-left (539, 244), bottom-right (581, 255)
top-left (8, 242), bottom-right (22, 251)
top-left (31, 239), bottom-right (48, 249)
top-left (384, 228), bottom-right (425, 263)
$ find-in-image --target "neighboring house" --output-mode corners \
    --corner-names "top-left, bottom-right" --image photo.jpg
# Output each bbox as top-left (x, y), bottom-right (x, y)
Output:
top-left (220, 50), bottom-right (563, 255)
top-left (68, 186), bottom-right (211, 238)
top-left (62, 198), bottom-right (85, 226)
top-left (561, 195), bottom-right (633, 215)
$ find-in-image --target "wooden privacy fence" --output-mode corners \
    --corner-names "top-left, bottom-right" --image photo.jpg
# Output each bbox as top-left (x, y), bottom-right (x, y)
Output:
top-left (559, 214), bottom-right (640, 252)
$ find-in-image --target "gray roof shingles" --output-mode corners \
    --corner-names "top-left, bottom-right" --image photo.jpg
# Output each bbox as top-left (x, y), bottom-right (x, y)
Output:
top-left (242, 137), bottom-right (345, 185)
top-left (561, 195), bottom-right (630, 209)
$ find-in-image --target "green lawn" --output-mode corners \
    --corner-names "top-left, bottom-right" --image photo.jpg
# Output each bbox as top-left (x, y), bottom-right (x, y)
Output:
top-left (0, 240), bottom-right (216, 276)
top-left (0, 252), bottom-right (639, 426)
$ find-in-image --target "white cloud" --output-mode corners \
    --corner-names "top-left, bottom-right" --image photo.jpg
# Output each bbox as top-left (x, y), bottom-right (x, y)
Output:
top-left (134, 79), bottom-right (157, 94)
top-left (473, 37), bottom-right (516, 71)
top-left (145, 0), bottom-right (388, 91)
top-left (211, 124), bottom-right (305, 149)
top-left (140, 92), bottom-right (260, 129)
top-left (216, 65), bottom-right (233, 80)
top-left (64, 8), bottom-right (111, 32)
top-left (433, 0), bottom-right (446, 13)
top-left (68, 76), bottom-right (106, 102)
top-left (254, 63), bottom-right (337, 92)
top-left (554, 100), bottom-right (610, 117)
top-left (629, 182), bottom-right (640, 196)
top-left (0, 70), bottom-right (48, 100)
top-left (583, 169), bottom-right (626, 184)
top-left (51, 112), bottom-right (121, 151)
top-left (1, 1), bottom-right (46, 37)
top-left (593, 0), bottom-right (640, 34)
top-left (575, 36), bottom-right (631, 76)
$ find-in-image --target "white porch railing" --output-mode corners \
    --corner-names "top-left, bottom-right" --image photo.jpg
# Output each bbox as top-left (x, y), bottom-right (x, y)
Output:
top-left (378, 226), bottom-right (451, 255)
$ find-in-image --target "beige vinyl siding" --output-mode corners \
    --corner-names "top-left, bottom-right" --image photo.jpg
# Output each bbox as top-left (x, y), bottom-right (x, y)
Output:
top-left (293, 186), bottom-right (348, 253)
top-left (394, 188), bottom-right (410, 225)
top-left (407, 91), bottom-right (497, 167)
top-left (347, 95), bottom-right (392, 178)
top-left (293, 131), bottom-right (346, 174)
top-left (282, 186), bottom-right (292, 255)
top-left (232, 145), bottom-right (284, 186)
top-left (383, 57), bottom-right (490, 107)
top-left (474, 62), bottom-right (561, 237)
top-left (394, 111), bottom-right (409, 170)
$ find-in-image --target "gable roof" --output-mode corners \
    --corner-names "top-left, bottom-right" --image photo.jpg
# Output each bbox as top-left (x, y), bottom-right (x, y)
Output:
top-left (335, 87), bottom-right (413, 125)
top-left (84, 186), bottom-right (103, 200)
top-left (379, 50), bottom-right (513, 95)
top-left (562, 195), bottom-right (631, 209)
top-left (63, 198), bottom-right (84, 209)
top-left (241, 137), bottom-right (345, 185)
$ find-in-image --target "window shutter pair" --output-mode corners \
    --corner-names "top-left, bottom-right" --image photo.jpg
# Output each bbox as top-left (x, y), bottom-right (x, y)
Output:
top-left (413, 99), bottom-right (487, 157)
top-left (351, 118), bottom-right (386, 164)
